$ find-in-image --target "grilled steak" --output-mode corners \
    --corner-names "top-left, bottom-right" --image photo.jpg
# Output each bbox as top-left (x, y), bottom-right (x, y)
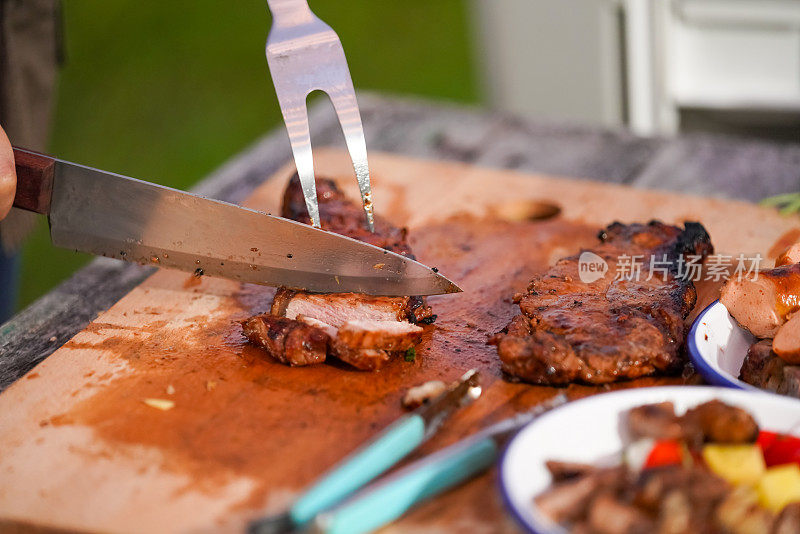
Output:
top-left (242, 174), bottom-right (432, 370)
top-left (739, 339), bottom-right (800, 399)
top-left (490, 221), bottom-right (713, 385)
top-left (241, 314), bottom-right (329, 366)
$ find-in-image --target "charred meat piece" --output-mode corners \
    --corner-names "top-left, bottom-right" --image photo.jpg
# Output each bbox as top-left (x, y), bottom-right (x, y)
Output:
top-left (241, 314), bottom-right (329, 366)
top-left (720, 263), bottom-right (800, 338)
top-left (243, 175), bottom-right (434, 370)
top-left (296, 315), bottom-right (422, 371)
top-left (777, 366), bottom-right (800, 398)
top-left (739, 340), bottom-right (800, 399)
top-left (282, 174), bottom-right (414, 257)
top-left (740, 340), bottom-right (786, 392)
top-left (627, 402), bottom-right (687, 441)
top-left (278, 175), bottom-right (435, 326)
top-left (491, 221), bottom-right (713, 385)
top-left (682, 400), bottom-right (759, 444)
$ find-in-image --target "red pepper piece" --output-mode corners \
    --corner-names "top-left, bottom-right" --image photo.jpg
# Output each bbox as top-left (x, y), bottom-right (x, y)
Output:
top-left (644, 440), bottom-right (684, 469)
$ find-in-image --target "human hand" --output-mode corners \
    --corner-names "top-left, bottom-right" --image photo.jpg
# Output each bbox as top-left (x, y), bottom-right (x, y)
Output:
top-left (0, 125), bottom-right (15, 221)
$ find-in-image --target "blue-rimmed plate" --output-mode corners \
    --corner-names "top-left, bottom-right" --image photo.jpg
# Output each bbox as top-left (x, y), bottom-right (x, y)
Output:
top-left (687, 299), bottom-right (758, 391)
top-left (499, 386), bottom-right (800, 534)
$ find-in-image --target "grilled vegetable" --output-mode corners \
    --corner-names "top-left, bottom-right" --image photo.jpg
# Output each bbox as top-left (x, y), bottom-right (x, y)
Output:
top-left (757, 464), bottom-right (800, 512)
top-left (703, 444), bottom-right (766, 485)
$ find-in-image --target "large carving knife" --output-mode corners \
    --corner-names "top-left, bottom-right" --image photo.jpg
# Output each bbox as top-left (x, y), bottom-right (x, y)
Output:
top-left (11, 148), bottom-right (460, 296)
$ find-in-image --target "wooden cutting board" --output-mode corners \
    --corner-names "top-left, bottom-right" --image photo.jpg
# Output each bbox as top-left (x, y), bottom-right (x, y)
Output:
top-left (1, 149), bottom-right (799, 534)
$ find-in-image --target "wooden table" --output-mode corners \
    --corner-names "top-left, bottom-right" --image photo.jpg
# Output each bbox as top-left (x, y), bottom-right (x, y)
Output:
top-left (4, 93), bottom-right (800, 390)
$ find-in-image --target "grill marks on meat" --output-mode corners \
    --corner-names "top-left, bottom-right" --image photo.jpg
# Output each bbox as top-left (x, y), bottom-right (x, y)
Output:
top-left (242, 175), bottom-right (432, 370)
top-left (491, 221), bottom-right (713, 385)
top-left (241, 314), bottom-right (329, 366)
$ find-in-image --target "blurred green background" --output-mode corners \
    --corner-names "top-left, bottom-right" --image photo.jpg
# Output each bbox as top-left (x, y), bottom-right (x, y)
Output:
top-left (19, 0), bottom-right (479, 310)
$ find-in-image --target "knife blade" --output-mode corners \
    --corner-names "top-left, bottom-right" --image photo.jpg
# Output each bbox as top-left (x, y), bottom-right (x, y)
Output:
top-left (11, 148), bottom-right (461, 296)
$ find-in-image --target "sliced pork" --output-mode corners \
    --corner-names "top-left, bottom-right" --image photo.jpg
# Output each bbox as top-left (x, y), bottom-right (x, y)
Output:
top-left (491, 221), bottom-right (713, 385)
top-left (272, 289), bottom-right (434, 326)
top-left (240, 314), bottom-right (329, 366)
top-left (242, 174), bottom-right (432, 370)
top-left (296, 315), bottom-right (422, 371)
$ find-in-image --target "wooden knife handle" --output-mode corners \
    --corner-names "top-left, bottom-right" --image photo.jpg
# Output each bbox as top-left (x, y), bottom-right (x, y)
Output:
top-left (12, 147), bottom-right (55, 214)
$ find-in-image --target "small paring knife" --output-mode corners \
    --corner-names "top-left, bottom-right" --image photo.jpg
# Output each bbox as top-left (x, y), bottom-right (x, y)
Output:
top-left (312, 393), bottom-right (569, 534)
top-left (248, 369), bottom-right (483, 534)
top-left (10, 148), bottom-right (461, 296)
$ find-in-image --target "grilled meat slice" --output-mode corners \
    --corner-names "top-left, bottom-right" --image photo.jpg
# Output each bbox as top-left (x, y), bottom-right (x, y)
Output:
top-left (492, 221), bottom-right (713, 385)
top-left (337, 319), bottom-right (423, 351)
top-left (295, 315), bottom-right (422, 371)
top-left (278, 175), bottom-right (435, 326)
top-left (720, 262), bottom-right (800, 338)
top-left (241, 314), bottom-right (329, 366)
top-left (242, 174), bottom-right (435, 370)
top-left (272, 288), bottom-right (434, 326)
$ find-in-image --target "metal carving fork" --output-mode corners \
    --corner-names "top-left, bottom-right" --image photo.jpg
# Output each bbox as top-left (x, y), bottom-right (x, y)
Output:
top-left (265, 0), bottom-right (374, 232)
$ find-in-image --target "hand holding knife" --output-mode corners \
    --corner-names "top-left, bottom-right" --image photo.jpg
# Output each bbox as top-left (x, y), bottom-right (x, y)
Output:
top-left (5, 147), bottom-right (459, 296)
top-left (0, 1), bottom-right (461, 297)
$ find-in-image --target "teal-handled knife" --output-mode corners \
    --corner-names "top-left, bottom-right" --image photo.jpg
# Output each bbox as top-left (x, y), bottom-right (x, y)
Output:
top-left (313, 393), bottom-right (569, 534)
top-left (248, 369), bottom-right (482, 534)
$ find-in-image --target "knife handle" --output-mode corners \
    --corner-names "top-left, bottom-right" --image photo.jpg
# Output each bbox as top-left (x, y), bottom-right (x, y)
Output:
top-left (12, 147), bottom-right (55, 214)
top-left (289, 414), bottom-right (427, 526)
top-left (316, 435), bottom-right (499, 534)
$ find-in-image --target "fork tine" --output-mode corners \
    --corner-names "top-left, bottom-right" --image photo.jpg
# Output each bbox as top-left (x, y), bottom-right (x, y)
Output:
top-left (328, 86), bottom-right (374, 232)
top-left (275, 91), bottom-right (320, 228)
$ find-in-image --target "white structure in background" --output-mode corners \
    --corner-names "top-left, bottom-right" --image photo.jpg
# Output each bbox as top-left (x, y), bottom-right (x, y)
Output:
top-left (472, 0), bottom-right (800, 136)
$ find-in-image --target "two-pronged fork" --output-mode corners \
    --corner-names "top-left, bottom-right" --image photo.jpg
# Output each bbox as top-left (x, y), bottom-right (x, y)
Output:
top-left (265, 0), bottom-right (374, 232)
